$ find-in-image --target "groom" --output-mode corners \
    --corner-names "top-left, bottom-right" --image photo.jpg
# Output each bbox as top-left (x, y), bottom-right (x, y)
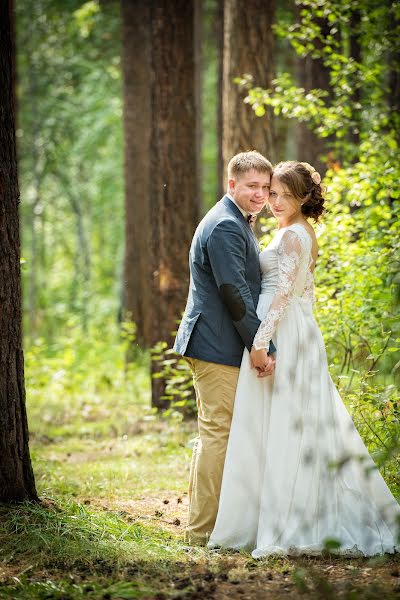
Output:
top-left (174, 151), bottom-right (276, 545)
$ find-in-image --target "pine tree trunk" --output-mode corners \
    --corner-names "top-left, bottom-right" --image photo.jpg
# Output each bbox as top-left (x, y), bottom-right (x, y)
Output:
top-left (388, 2), bottom-right (400, 143)
top-left (222, 0), bottom-right (275, 187)
top-left (216, 0), bottom-right (224, 198)
top-left (121, 0), bottom-right (152, 348)
top-left (0, 0), bottom-right (38, 503)
top-left (150, 0), bottom-right (199, 408)
top-left (296, 7), bottom-right (333, 174)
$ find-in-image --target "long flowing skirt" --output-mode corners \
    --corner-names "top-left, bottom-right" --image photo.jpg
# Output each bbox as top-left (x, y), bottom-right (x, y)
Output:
top-left (208, 293), bottom-right (400, 557)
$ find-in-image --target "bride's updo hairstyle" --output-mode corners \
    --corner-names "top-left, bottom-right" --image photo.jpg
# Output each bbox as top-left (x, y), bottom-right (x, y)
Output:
top-left (272, 161), bottom-right (326, 222)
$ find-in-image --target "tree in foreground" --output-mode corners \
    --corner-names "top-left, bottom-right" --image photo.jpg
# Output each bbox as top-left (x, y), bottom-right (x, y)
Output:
top-left (0, 0), bottom-right (38, 502)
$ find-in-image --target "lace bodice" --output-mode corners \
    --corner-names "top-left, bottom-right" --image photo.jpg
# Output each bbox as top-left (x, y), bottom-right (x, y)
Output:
top-left (253, 224), bottom-right (315, 350)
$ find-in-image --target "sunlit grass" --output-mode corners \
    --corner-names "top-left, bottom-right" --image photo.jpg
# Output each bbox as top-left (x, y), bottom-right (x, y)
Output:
top-left (31, 424), bottom-right (193, 500)
top-left (0, 322), bottom-right (395, 598)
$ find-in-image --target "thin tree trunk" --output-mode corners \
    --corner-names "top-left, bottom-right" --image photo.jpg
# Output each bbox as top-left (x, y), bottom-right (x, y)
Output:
top-left (296, 57), bottom-right (329, 174)
top-left (121, 0), bottom-right (152, 348)
top-left (0, 0), bottom-right (38, 503)
top-left (26, 9), bottom-right (42, 341)
top-left (28, 193), bottom-right (39, 338)
top-left (222, 0), bottom-right (275, 188)
top-left (296, 4), bottom-right (338, 175)
top-left (67, 193), bottom-right (91, 332)
top-left (150, 0), bottom-right (199, 408)
top-left (349, 9), bottom-right (361, 153)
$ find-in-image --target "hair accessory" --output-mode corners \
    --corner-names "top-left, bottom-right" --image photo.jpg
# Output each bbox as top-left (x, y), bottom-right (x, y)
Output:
top-left (300, 161), bottom-right (321, 185)
top-left (311, 171), bottom-right (321, 185)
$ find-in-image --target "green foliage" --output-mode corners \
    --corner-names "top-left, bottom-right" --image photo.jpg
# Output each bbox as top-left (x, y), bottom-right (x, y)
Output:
top-left (316, 146), bottom-right (399, 376)
top-left (345, 373), bottom-right (400, 494)
top-left (16, 0), bottom-right (123, 341)
top-left (246, 0), bottom-right (400, 491)
top-left (25, 319), bottom-right (150, 440)
top-left (0, 580), bottom-right (145, 600)
top-left (0, 499), bottom-right (173, 599)
top-left (152, 342), bottom-right (196, 418)
top-left (241, 0), bottom-right (400, 160)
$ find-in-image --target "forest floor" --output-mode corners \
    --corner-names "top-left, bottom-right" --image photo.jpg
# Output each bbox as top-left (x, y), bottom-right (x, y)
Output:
top-left (1, 396), bottom-right (399, 599)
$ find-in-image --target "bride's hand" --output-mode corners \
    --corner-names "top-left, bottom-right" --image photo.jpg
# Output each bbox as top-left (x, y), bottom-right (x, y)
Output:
top-left (257, 355), bottom-right (275, 378)
top-left (250, 346), bottom-right (268, 370)
top-left (250, 346), bottom-right (275, 377)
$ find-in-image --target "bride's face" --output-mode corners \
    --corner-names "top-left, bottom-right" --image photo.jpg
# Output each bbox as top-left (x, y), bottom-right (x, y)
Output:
top-left (267, 176), bottom-right (302, 225)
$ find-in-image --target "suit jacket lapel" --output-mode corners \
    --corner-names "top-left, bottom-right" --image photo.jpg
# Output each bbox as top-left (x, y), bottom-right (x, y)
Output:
top-left (222, 195), bottom-right (260, 253)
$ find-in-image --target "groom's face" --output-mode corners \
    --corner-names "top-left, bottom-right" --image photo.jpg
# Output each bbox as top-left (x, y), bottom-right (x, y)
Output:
top-left (228, 169), bottom-right (271, 215)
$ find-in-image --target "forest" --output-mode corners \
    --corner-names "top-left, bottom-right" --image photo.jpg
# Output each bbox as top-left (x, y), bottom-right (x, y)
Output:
top-left (0, 0), bottom-right (399, 598)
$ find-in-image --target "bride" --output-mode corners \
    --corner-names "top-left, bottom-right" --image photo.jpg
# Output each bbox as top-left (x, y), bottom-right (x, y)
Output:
top-left (208, 161), bottom-right (400, 557)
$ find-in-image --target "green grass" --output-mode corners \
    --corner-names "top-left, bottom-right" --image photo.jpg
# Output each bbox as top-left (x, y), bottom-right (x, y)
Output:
top-left (1, 328), bottom-right (399, 599)
top-left (30, 420), bottom-right (193, 500)
top-left (1, 494), bottom-right (399, 599)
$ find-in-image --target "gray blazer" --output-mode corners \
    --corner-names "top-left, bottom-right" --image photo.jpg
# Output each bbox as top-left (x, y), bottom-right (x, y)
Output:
top-left (174, 195), bottom-right (275, 367)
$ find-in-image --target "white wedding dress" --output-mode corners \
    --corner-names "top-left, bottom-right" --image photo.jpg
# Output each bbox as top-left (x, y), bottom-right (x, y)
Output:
top-left (208, 223), bottom-right (400, 557)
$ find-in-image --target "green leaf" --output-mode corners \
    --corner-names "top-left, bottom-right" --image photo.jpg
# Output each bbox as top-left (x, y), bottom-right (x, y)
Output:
top-left (254, 105), bottom-right (266, 117)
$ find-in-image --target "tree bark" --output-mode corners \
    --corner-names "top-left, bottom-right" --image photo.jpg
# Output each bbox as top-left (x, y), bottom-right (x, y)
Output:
top-left (222, 0), bottom-right (275, 188)
top-left (388, 2), bottom-right (400, 143)
top-left (349, 9), bottom-right (361, 152)
top-left (150, 0), bottom-right (199, 408)
top-left (121, 0), bottom-right (152, 348)
top-left (296, 8), bottom-right (333, 174)
top-left (216, 0), bottom-right (224, 198)
top-left (0, 0), bottom-right (38, 503)
top-left (194, 0), bottom-right (203, 215)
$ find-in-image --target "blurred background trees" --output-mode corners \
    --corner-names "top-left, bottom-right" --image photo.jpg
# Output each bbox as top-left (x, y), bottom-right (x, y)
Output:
top-left (13, 0), bottom-right (399, 487)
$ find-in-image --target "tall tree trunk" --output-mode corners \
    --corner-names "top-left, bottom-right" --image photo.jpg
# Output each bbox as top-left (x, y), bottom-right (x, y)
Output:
top-left (388, 2), bottom-right (400, 144)
top-left (296, 7), bottom-right (333, 174)
top-left (194, 0), bottom-right (202, 215)
top-left (216, 0), bottom-right (224, 198)
top-left (150, 0), bottom-right (199, 408)
top-left (0, 0), bottom-right (38, 503)
top-left (121, 0), bottom-right (152, 348)
top-left (222, 0), bottom-right (275, 188)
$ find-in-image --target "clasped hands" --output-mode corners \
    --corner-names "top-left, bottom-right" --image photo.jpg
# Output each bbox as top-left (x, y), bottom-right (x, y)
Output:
top-left (250, 346), bottom-right (275, 378)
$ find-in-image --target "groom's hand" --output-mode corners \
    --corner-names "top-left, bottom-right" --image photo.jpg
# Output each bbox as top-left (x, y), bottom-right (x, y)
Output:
top-left (250, 347), bottom-right (275, 377)
top-left (258, 355), bottom-right (275, 378)
top-left (257, 356), bottom-right (275, 377)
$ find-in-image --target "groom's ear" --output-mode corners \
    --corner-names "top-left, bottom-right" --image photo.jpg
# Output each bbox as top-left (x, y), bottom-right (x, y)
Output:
top-left (228, 178), bottom-right (235, 193)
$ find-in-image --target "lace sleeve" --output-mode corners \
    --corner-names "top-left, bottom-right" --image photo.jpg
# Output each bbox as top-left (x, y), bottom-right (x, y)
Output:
top-left (253, 230), bottom-right (303, 350)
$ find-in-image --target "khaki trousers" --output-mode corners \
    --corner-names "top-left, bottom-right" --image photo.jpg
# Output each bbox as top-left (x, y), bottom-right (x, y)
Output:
top-left (184, 358), bottom-right (239, 545)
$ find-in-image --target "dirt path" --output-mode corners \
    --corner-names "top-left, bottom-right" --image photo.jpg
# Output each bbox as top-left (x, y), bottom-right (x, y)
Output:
top-left (88, 492), bottom-right (400, 600)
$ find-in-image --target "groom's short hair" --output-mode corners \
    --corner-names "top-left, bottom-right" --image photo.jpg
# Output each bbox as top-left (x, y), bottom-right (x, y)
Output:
top-left (228, 151), bottom-right (273, 180)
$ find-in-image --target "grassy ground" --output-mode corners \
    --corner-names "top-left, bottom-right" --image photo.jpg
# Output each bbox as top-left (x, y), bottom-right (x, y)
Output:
top-left (1, 345), bottom-right (399, 599)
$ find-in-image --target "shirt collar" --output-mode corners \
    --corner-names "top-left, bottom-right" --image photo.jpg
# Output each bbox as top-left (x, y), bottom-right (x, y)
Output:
top-left (226, 193), bottom-right (249, 219)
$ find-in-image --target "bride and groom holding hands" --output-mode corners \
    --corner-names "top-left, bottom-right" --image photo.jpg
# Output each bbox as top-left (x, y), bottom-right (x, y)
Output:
top-left (174, 151), bottom-right (400, 558)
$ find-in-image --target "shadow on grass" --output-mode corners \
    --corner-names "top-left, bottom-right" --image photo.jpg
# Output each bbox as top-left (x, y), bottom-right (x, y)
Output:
top-left (0, 500), bottom-right (399, 600)
top-left (0, 499), bottom-right (218, 599)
